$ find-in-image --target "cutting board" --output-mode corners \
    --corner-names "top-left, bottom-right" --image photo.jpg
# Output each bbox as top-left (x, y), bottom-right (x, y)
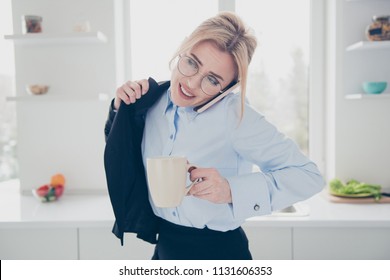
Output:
top-left (328, 194), bottom-right (390, 204)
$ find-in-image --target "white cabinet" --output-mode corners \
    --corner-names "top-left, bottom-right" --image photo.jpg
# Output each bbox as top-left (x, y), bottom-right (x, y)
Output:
top-left (243, 226), bottom-right (292, 260)
top-left (0, 226), bottom-right (292, 260)
top-left (78, 228), bottom-right (155, 260)
top-left (79, 227), bottom-right (293, 260)
top-left (293, 227), bottom-right (390, 259)
top-left (2, 225), bottom-right (390, 260)
top-left (0, 228), bottom-right (78, 260)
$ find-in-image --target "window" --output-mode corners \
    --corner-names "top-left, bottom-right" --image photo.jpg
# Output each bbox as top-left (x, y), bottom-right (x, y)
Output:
top-left (0, 0), bottom-right (18, 182)
top-left (236, 0), bottom-right (311, 154)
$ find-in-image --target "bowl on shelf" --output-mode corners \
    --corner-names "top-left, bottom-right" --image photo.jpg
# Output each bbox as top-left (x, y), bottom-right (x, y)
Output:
top-left (26, 84), bottom-right (49, 95)
top-left (362, 81), bottom-right (387, 94)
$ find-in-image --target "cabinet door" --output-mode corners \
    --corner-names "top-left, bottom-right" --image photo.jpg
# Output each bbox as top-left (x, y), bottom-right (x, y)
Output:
top-left (242, 226), bottom-right (292, 260)
top-left (0, 228), bottom-right (78, 259)
top-left (293, 227), bottom-right (390, 259)
top-left (78, 228), bottom-right (155, 260)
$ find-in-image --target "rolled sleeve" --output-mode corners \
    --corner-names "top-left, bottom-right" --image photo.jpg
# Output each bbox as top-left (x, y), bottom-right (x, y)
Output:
top-left (227, 172), bottom-right (272, 220)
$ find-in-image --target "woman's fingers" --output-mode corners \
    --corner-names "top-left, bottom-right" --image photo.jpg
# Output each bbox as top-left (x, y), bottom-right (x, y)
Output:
top-left (122, 83), bottom-right (136, 103)
top-left (125, 81), bottom-right (141, 100)
top-left (114, 79), bottom-right (149, 109)
top-left (189, 180), bottom-right (212, 196)
top-left (188, 167), bottom-right (232, 204)
top-left (137, 79), bottom-right (150, 95)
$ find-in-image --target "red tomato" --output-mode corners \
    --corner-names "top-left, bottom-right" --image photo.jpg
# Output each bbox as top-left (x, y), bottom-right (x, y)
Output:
top-left (36, 185), bottom-right (49, 197)
top-left (54, 185), bottom-right (64, 197)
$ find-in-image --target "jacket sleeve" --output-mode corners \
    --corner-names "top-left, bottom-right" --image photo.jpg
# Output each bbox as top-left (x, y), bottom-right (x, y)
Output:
top-left (104, 98), bottom-right (117, 142)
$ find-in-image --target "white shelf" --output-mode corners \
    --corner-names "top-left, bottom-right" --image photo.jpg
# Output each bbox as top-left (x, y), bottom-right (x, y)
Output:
top-left (346, 0), bottom-right (390, 2)
top-left (4, 31), bottom-right (107, 45)
top-left (6, 93), bottom-right (110, 102)
top-left (346, 40), bottom-right (390, 51)
top-left (345, 93), bottom-right (390, 99)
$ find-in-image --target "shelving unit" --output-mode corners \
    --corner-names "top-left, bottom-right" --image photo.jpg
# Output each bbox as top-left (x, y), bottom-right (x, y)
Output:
top-left (344, 0), bottom-right (390, 99)
top-left (5, 31), bottom-right (110, 104)
top-left (5, 31), bottom-right (110, 106)
top-left (346, 0), bottom-right (390, 2)
top-left (329, 0), bottom-right (390, 204)
top-left (346, 40), bottom-right (390, 51)
top-left (344, 39), bottom-right (389, 98)
top-left (345, 93), bottom-right (390, 99)
top-left (6, 0), bottom-right (119, 195)
top-left (4, 31), bottom-right (107, 45)
top-left (6, 93), bottom-right (109, 102)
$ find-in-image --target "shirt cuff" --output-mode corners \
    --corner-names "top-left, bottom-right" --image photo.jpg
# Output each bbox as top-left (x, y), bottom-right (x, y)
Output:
top-left (227, 172), bottom-right (272, 220)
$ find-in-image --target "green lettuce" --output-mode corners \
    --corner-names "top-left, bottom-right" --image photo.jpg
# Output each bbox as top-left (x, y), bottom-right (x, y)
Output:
top-left (329, 178), bottom-right (382, 201)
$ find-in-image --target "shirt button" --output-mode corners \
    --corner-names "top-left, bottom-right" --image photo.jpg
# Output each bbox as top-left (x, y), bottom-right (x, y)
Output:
top-left (172, 211), bottom-right (177, 216)
top-left (169, 134), bottom-right (173, 139)
top-left (254, 204), bottom-right (260, 211)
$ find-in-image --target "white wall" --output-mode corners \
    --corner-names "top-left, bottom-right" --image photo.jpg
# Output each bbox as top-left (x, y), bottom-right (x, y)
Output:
top-left (10, 0), bottom-right (122, 194)
top-left (326, 0), bottom-right (390, 190)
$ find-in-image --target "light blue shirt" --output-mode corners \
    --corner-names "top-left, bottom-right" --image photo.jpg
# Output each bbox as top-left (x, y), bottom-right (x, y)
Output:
top-left (142, 88), bottom-right (325, 231)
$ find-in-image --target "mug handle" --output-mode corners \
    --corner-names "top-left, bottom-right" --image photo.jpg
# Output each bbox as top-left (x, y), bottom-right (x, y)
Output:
top-left (185, 164), bottom-right (201, 195)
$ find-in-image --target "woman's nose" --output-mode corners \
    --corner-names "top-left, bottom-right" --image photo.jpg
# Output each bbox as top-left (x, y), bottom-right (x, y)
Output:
top-left (186, 75), bottom-right (202, 90)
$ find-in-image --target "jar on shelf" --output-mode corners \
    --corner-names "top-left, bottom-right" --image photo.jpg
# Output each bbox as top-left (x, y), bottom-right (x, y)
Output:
top-left (366, 15), bottom-right (390, 41)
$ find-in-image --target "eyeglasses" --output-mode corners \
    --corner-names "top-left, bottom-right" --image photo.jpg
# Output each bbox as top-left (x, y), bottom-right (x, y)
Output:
top-left (177, 55), bottom-right (228, 96)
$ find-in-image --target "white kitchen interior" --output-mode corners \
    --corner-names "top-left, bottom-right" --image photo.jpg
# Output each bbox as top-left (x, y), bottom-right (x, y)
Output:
top-left (0, 0), bottom-right (390, 260)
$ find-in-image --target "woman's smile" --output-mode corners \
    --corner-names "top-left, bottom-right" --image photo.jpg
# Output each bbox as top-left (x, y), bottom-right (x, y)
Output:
top-left (179, 83), bottom-right (195, 99)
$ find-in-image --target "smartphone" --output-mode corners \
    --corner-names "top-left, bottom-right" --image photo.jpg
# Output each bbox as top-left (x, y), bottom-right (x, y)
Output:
top-left (194, 82), bottom-right (240, 113)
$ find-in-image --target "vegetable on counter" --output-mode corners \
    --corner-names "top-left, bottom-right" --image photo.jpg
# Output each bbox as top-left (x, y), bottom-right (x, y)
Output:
top-left (32, 173), bottom-right (66, 202)
top-left (329, 178), bottom-right (382, 201)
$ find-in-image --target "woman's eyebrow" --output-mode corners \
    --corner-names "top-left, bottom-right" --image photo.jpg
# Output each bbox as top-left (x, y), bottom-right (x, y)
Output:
top-left (190, 53), bottom-right (225, 81)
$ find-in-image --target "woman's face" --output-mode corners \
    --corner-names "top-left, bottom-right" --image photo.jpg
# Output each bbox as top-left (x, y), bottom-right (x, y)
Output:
top-left (170, 41), bottom-right (236, 108)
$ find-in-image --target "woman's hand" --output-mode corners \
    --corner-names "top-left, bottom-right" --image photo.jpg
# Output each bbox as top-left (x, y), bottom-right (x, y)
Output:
top-left (114, 79), bottom-right (149, 110)
top-left (188, 167), bottom-right (232, 204)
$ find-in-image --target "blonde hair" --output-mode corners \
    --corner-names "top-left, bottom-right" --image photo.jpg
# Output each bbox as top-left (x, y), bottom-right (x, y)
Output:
top-left (171, 11), bottom-right (257, 118)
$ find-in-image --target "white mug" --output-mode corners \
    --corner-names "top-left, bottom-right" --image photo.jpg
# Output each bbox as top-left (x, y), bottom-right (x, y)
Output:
top-left (146, 156), bottom-right (198, 207)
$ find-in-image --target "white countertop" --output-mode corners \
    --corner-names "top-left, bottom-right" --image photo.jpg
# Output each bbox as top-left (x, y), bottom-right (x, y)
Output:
top-left (1, 179), bottom-right (390, 229)
top-left (0, 180), bottom-right (114, 229)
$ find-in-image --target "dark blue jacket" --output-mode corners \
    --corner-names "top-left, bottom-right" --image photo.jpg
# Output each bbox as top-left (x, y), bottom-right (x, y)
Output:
top-left (104, 78), bottom-right (170, 245)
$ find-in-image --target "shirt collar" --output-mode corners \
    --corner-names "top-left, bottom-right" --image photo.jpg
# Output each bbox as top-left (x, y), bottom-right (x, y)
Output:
top-left (163, 88), bottom-right (175, 115)
top-left (163, 87), bottom-right (199, 121)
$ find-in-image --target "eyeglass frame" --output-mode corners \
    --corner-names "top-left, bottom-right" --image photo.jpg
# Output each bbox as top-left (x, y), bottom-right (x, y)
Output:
top-left (176, 54), bottom-right (237, 96)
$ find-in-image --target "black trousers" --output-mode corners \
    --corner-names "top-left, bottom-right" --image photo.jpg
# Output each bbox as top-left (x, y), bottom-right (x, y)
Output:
top-left (152, 218), bottom-right (252, 260)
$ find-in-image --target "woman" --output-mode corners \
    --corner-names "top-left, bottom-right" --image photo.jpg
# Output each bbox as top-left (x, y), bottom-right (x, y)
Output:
top-left (106, 11), bottom-right (324, 260)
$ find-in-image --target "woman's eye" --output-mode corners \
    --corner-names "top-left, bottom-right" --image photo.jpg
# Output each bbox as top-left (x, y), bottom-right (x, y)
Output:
top-left (206, 75), bottom-right (220, 87)
top-left (187, 58), bottom-right (198, 70)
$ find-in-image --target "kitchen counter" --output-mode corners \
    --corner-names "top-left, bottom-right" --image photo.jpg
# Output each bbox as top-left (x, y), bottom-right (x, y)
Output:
top-left (1, 179), bottom-right (390, 260)
top-left (1, 179), bottom-right (389, 229)
top-left (0, 180), bottom-right (114, 228)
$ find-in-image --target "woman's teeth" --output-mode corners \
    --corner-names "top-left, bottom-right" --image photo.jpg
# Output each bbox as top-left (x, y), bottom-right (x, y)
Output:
top-left (181, 86), bottom-right (193, 97)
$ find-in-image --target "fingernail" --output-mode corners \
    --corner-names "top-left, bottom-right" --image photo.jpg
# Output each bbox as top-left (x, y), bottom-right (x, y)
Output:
top-left (188, 166), bottom-right (197, 173)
